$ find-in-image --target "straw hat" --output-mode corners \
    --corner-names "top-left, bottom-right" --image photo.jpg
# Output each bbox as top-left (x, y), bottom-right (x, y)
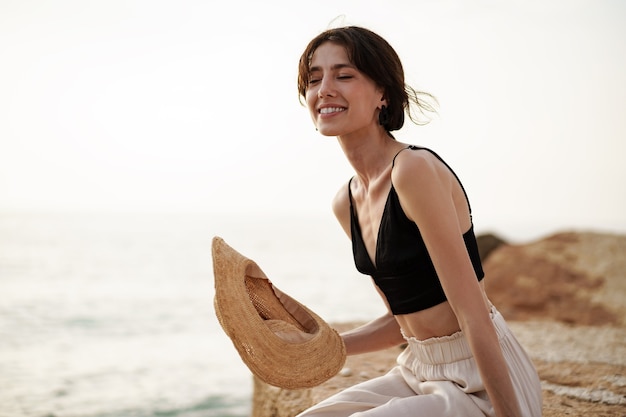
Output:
top-left (212, 236), bottom-right (346, 389)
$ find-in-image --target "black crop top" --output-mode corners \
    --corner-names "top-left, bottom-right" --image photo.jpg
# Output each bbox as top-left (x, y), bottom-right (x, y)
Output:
top-left (348, 146), bottom-right (485, 315)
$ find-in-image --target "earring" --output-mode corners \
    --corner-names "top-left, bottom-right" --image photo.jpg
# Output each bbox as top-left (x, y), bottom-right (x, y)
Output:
top-left (378, 105), bottom-right (389, 127)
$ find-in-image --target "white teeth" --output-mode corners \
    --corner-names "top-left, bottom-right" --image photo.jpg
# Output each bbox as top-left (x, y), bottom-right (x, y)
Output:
top-left (319, 107), bottom-right (345, 114)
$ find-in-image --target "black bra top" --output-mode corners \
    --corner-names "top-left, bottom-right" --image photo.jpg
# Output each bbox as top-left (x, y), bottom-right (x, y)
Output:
top-left (348, 146), bottom-right (484, 315)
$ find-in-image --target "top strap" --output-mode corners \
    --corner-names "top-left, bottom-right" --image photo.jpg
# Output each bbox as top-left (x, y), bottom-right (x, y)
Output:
top-left (392, 145), bottom-right (419, 167)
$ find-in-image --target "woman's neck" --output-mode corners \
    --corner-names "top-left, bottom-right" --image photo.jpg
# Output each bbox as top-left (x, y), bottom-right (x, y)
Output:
top-left (337, 130), bottom-right (405, 188)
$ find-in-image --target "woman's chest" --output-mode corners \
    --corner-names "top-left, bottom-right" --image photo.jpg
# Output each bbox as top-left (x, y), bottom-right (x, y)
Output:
top-left (352, 185), bottom-right (392, 267)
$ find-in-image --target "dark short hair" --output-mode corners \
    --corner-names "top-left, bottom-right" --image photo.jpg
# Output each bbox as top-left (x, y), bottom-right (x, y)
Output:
top-left (297, 26), bottom-right (437, 131)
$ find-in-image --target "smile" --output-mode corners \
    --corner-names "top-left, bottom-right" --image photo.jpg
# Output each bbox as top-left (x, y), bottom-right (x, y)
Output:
top-left (319, 107), bottom-right (346, 115)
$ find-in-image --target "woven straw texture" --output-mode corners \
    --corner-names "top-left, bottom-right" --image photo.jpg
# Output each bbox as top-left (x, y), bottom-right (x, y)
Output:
top-left (212, 237), bottom-right (346, 389)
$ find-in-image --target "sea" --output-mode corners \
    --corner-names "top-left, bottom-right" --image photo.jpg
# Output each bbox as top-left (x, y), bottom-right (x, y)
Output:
top-left (0, 212), bottom-right (386, 417)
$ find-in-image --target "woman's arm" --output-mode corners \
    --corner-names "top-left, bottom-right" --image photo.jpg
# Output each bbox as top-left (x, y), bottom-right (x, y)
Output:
top-left (392, 151), bottom-right (523, 417)
top-left (341, 303), bottom-right (405, 356)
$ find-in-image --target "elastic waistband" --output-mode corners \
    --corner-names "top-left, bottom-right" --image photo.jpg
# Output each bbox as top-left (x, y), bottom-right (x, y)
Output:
top-left (400, 306), bottom-right (508, 365)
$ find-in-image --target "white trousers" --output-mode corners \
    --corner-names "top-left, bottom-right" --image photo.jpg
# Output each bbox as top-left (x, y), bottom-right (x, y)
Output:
top-left (297, 307), bottom-right (542, 417)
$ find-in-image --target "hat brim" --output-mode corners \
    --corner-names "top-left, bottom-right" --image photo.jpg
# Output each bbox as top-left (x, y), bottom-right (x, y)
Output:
top-left (212, 236), bottom-right (346, 389)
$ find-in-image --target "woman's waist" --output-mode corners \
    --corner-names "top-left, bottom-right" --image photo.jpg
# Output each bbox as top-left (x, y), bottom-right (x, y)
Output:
top-left (397, 304), bottom-right (508, 366)
top-left (395, 301), bottom-right (461, 340)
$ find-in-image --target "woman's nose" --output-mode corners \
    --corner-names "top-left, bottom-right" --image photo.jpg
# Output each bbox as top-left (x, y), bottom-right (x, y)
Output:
top-left (318, 78), bottom-right (336, 98)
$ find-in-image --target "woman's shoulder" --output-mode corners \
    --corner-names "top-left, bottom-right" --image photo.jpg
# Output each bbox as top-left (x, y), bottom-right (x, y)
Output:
top-left (392, 146), bottom-right (444, 187)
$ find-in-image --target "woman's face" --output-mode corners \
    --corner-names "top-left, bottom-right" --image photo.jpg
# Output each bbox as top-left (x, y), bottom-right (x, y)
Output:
top-left (305, 42), bottom-right (384, 137)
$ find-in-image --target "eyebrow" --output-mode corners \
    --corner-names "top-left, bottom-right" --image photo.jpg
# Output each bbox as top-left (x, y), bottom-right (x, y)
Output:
top-left (309, 63), bottom-right (356, 73)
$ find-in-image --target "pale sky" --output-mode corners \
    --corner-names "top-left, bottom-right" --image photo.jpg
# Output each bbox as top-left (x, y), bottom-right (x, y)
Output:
top-left (1, 0), bottom-right (625, 240)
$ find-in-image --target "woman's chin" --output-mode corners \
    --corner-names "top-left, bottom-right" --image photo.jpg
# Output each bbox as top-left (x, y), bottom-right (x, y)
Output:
top-left (316, 125), bottom-right (341, 137)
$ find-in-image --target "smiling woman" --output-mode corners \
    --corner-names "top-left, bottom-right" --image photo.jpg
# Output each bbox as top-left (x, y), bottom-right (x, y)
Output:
top-left (292, 25), bottom-right (542, 417)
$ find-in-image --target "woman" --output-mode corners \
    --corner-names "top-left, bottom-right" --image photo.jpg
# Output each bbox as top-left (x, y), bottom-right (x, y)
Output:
top-left (295, 26), bottom-right (542, 417)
